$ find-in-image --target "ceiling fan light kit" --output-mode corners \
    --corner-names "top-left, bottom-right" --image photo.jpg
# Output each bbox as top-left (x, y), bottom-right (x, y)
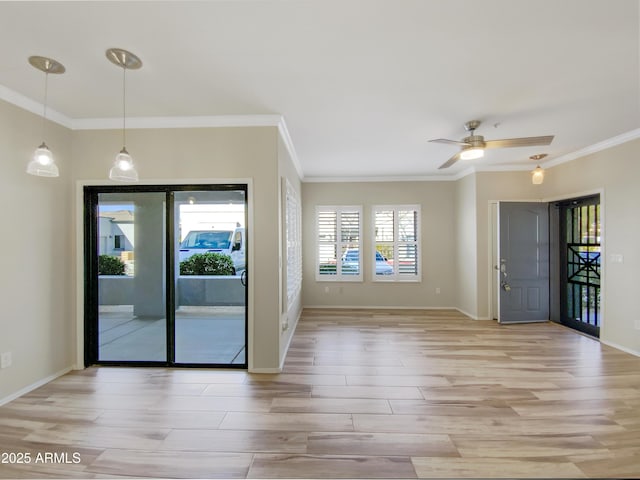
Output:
top-left (459, 147), bottom-right (484, 160)
top-left (430, 120), bottom-right (554, 170)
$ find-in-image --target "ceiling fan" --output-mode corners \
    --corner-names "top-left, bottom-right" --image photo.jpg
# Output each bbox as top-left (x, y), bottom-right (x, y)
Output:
top-left (429, 120), bottom-right (554, 169)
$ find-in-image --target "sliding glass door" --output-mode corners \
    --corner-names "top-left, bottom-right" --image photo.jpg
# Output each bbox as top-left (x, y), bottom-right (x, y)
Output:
top-left (173, 190), bottom-right (247, 365)
top-left (94, 191), bottom-right (167, 362)
top-left (85, 185), bottom-right (247, 368)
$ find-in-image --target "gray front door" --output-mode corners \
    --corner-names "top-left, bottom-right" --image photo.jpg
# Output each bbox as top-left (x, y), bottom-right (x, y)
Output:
top-left (498, 202), bottom-right (549, 324)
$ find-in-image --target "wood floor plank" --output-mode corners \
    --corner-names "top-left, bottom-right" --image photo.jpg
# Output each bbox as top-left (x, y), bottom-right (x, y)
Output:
top-left (345, 374), bottom-right (450, 387)
top-left (353, 413), bottom-right (625, 435)
top-left (312, 385), bottom-right (424, 400)
top-left (451, 434), bottom-right (609, 458)
top-left (22, 424), bottom-right (170, 450)
top-left (411, 457), bottom-right (586, 478)
top-left (248, 454), bottom-right (417, 479)
top-left (219, 412), bottom-right (354, 432)
top-left (307, 432), bottom-right (458, 457)
top-left (149, 395), bottom-right (273, 412)
top-left (86, 449), bottom-right (253, 478)
top-left (389, 399), bottom-right (519, 417)
top-left (94, 409), bottom-right (226, 429)
top-left (246, 373), bottom-right (347, 386)
top-left (162, 429), bottom-right (308, 453)
top-left (270, 397), bottom-right (392, 414)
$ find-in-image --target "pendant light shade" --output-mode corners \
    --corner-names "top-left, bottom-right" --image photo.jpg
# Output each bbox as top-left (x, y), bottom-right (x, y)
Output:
top-left (531, 166), bottom-right (545, 185)
top-left (109, 147), bottom-right (139, 182)
top-left (106, 48), bottom-right (142, 182)
top-left (530, 154), bottom-right (547, 185)
top-left (26, 56), bottom-right (65, 177)
top-left (27, 142), bottom-right (59, 177)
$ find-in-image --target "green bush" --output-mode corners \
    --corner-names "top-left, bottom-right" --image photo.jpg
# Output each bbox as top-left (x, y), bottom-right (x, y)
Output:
top-left (98, 255), bottom-right (126, 275)
top-left (180, 252), bottom-right (235, 276)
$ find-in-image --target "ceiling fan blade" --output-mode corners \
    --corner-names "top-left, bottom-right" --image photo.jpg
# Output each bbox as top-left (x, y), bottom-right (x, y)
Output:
top-left (438, 152), bottom-right (461, 169)
top-left (429, 138), bottom-right (471, 147)
top-left (484, 135), bottom-right (554, 149)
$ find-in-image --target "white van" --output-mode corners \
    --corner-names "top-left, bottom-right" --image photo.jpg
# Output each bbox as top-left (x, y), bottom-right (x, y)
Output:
top-left (178, 227), bottom-right (245, 274)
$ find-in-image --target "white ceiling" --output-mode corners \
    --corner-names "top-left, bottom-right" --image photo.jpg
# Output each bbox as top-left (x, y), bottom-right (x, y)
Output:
top-left (1, 0), bottom-right (639, 180)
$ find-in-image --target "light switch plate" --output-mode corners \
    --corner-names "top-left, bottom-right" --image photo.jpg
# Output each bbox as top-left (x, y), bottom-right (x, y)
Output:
top-left (0, 352), bottom-right (12, 369)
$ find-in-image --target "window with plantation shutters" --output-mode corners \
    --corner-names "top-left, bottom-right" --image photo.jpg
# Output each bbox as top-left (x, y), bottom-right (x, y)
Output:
top-left (316, 206), bottom-right (362, 281)
top-left (373, 205), bottom-right (420, 281)
top-left (285, 179), bottom-right (302, 309)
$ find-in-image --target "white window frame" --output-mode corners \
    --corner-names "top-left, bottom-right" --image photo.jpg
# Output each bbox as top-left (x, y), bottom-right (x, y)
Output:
top-left (372, 204), bottom-right (421, 282)
top-left (285, 179), bottom-right (302, 309)
top-left (316, 205), bottom-right (363, 282)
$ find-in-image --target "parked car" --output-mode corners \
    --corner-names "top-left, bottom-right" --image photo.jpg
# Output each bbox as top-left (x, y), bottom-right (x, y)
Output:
top-left (179, 227), bottom-right (245, 274)
top-left (342, 249), bottom-right (393, 275)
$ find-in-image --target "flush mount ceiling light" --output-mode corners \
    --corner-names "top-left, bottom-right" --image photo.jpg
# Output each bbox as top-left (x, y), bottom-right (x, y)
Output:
top-left (530, 154), bottom-right (548, 185)
top-left (26, 56), bottom-right (65, 177)
top-left (106, 48), bottom-right (142, 182)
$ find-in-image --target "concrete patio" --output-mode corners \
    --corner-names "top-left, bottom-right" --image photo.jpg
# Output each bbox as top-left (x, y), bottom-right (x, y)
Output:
top-left (98, 306), bottom-right (246, 365)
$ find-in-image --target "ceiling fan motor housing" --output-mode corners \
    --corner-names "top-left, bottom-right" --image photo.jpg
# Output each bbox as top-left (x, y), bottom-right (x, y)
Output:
top-left (463, 134), bottom-right (486, 148)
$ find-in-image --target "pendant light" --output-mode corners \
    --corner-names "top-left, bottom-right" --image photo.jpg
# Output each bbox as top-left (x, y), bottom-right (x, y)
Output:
top-left (26, 56), bottom-right (65, 177)
top-left (106, 48), bottom-right (142, 182)
top-left (530, 154), bottom-right (547, 185)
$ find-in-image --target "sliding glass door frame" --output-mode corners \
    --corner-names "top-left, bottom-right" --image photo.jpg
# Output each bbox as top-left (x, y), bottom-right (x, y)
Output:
top-left (83, 183), bottom-right (248, 368)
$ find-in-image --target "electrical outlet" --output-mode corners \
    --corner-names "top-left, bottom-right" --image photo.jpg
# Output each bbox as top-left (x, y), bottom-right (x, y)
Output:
top-left (0, 352), bottom-right (12, 369)
top-left (435, 287), bottom-right (441, 295)
top-left (635, 319), bottom-right (640, 330)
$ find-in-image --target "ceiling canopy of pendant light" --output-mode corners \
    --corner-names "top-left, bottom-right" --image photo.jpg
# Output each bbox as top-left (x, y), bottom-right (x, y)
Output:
top-left (106, 48), bottom-right (142, 182)
top-left (26, 56), bottom-right (65, 177)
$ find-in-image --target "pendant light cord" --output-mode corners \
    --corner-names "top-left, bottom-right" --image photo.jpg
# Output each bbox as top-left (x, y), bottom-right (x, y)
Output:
top-left (122, 66), bottom-right (127, 149)
top-left (42, 71), bottom-right (49, 143)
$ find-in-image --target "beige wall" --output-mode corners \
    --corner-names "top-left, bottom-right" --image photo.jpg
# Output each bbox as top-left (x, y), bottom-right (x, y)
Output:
top-left (541, 139), bottom-right (640, 354)
top-left (70, 126), bottom-right (284, 371)
top-left (0, 99), bottom-right (73, 401)
top-left (474, 171), bottom-right (544, 319)
top-left (301, 181), bottom-right (457, 308)
top-left (453, 173), bottom-right (478, 317)
top-left (470, 142), bottom-right (640, 354)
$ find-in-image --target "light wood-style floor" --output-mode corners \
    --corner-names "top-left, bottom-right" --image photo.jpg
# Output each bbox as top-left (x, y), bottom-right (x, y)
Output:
top-left (1, 308), bottom-right (639, 479)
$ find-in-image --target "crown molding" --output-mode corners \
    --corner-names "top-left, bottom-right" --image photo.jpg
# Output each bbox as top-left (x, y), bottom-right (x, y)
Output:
top-left (303, 174), bottom-right (460, 183)
top-left (69, 114), bottom-right (284, 130)
top-left (541, 128), bottom-right (640, 169)
top-left (276, 116), bottom-right (304, 180)
top-left (0, 84), bottom-right (73, 128)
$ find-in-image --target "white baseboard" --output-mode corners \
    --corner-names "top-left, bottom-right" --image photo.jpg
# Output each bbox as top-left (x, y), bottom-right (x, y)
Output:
top-left (303, 304), bottom-right (459, 311)
top-left (0, 366), bottom-right (73, 407)
top-left (279, 309), bottom-right (301, 371)
top-left (600, 339), bottom-right (640, 357)
top-left (248, 367), bottom-right (282, 374)
top-left (455, 308), bottom-right (477, 319)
